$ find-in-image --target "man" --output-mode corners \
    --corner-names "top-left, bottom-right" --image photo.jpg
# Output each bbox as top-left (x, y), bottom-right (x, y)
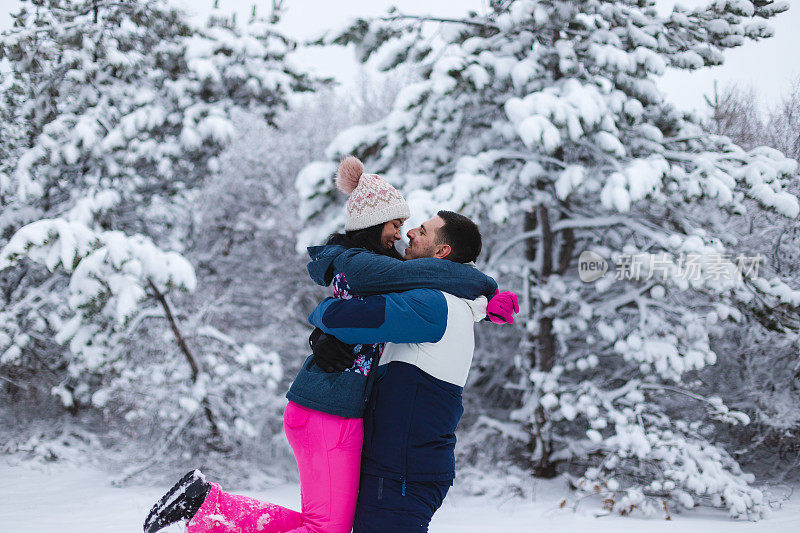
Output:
top-left (308, 210), bottom-right (518, 533)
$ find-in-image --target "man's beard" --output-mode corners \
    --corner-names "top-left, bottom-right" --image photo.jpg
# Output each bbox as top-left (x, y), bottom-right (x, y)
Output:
top-left (404, 243), bottom-right (435, 260)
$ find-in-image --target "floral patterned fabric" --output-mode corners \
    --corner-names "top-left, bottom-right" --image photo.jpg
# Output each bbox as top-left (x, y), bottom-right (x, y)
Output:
top-left (331, 272), bottom-right (384, 376)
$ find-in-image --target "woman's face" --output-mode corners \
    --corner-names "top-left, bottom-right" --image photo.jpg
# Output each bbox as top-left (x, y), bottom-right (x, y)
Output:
top-left (381, 219), bottom-right (405, 249)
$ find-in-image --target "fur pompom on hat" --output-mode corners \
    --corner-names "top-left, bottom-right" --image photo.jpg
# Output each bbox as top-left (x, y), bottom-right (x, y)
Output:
top-left (336, 156), bottom-right (364, 194)
top-left (335, 156), bottom-right (410, 231)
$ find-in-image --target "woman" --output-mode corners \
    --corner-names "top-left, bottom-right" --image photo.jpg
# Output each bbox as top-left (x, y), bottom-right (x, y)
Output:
top-left (143, 157), bottom-right (511, 533)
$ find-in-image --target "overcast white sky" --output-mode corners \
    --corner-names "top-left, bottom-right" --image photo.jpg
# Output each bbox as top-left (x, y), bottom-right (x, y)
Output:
top-left (1, 0), bottom-right (798, 113)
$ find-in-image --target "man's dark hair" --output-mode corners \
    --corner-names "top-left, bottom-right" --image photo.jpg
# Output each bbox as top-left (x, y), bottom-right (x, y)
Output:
top-left (435, 210), bottom-right (482, 264)
top-left (327, 223), bottom-right (403, 260)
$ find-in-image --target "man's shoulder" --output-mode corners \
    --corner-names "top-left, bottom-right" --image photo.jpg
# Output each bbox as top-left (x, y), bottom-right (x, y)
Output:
top-left (440, 292), bottom-right (488, 322)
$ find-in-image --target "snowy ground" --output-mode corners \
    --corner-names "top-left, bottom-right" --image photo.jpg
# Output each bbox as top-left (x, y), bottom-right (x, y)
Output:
top-left (2, 459), bottom-right (799, 532)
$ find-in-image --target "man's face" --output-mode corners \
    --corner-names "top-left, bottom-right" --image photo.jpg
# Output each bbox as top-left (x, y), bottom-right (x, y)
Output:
top-left (404, 216), bottom-right (450, 260)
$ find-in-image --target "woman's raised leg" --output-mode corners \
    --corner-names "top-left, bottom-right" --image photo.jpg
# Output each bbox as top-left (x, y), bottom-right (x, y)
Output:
top-left (186, 401), bottom-right (362, 533)
top-left (188, 481), bottom-right (304, 532)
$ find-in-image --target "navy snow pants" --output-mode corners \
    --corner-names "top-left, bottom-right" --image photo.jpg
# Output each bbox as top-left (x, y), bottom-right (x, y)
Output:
top-left (352, 474), bottom-right (451, 533)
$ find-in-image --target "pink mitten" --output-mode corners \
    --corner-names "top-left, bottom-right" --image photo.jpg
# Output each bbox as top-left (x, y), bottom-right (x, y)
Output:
top-left (487, 288), bottom-right (520, 324)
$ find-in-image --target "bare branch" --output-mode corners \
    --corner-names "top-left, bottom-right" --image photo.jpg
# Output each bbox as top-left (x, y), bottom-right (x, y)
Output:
top-left (377, 13), bottom-right (500, 30)
top-left (147, 279), bottom-right (220, 438)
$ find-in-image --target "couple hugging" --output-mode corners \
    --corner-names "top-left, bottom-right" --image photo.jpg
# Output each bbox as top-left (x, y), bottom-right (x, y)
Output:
top-left (143, 156), bottom-right (520, 533)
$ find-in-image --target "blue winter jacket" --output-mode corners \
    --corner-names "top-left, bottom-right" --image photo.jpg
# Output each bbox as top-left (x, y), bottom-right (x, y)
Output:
top-left (307, 287), bottom-right (480, 483)
top-left (285, 245), bottom-right (496, 419)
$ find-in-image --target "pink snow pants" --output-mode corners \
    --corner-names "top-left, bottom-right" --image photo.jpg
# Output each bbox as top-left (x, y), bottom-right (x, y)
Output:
top-left (187, 401), bottom-right (364, 533)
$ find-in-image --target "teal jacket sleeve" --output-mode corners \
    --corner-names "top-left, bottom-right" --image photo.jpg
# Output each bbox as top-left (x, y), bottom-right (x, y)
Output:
top-left (307, 288), bottom-right (448, 345)
top-left (331, 248), bottom-right (498, 298)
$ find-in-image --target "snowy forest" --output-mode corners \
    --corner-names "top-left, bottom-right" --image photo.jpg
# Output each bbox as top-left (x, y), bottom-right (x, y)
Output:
top-left (1, 0), bottom-right (800, 529)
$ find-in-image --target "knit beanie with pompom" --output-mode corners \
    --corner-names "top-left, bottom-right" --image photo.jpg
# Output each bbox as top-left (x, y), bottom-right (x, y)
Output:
top-left (336, 156), bottom-right (410, 231)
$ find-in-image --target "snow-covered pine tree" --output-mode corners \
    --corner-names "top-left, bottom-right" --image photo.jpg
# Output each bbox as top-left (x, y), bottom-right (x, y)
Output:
top-left (701, 81), bottom-right (800, 479)
top-left (296, 0), bottom-right (797, 519)
top-left (0, 0), bottom-right (313, 446)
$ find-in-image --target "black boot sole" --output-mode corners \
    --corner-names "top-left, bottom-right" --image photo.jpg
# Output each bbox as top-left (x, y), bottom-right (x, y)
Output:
top-left (143, 470), bottom-right (210, 533)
